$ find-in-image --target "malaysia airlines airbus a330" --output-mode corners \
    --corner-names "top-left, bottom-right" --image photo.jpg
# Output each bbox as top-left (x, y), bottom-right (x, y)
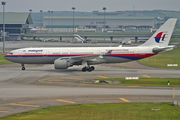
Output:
top-left (5, 18), bottom-right (177, 72)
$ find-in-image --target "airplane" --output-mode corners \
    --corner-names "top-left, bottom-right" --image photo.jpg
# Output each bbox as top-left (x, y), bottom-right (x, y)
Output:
top-left (4, 18), bottom-right (177, 72)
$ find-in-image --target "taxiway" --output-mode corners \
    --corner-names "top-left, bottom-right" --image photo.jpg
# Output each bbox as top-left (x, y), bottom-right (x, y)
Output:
top-left (0, 41), bottom-right (180, 118)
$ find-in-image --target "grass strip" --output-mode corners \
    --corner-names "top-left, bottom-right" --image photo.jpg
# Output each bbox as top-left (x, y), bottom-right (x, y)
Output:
top-left (1, 103), bottom-right (180, 120)
top-left (138, 45), bottom-right (180, 69)
top-left (0, 55), bottom-right (12, 65)
top-left (94, 78), bottom-right (180, 86)
top-left (170, 38), bottom-right (180, 42)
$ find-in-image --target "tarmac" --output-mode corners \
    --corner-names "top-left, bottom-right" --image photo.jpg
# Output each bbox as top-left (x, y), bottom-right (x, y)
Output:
top-left (0, 41), bottom-right (180, 118)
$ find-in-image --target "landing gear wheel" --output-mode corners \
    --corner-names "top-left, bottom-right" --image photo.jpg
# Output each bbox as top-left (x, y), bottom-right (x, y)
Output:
top-left (21, 64), bottom-right (25, 71)
top-left (82, 66), bottom-right (95, 72)
top-left (82, 67), bottom-right (87, 72)
top-left (22, 67), bottom-right (25, 70)
top-left (91, 66), bottom-right (95, 71)
top-left (88, 68), bottom-right (92, 72)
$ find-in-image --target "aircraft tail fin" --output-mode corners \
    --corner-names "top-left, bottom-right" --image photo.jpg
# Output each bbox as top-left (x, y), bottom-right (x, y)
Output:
top-left (140, 18), bottom-right (177, 47)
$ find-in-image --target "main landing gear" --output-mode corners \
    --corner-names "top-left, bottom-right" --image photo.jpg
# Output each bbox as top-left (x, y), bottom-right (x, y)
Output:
top-left (82, 66), bottom-right (95, 72)
top-left (21, 64), bottom-right (25, 70)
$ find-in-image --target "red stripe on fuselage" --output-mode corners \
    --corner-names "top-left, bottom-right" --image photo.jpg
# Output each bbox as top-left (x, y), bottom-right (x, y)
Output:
top-left (110, 53), bottom-right (157, 58)
top-left (5, 53), bottom-right (157, 58)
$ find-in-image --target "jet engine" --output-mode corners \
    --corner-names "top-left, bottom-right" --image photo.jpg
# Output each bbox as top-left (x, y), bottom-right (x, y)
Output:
top-left (54, 59), bottom-right (72, 69)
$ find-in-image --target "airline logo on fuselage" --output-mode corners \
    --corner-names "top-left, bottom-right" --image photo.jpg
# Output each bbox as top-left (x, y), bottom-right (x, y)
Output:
top-left (155, 32), bottom-right (168, 43)
top-left (28, 50), bottom-right (43, 52)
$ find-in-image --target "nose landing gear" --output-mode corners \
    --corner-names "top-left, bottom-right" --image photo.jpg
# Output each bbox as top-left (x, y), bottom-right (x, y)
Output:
top-left (21, 64), bottom-right (25, 70)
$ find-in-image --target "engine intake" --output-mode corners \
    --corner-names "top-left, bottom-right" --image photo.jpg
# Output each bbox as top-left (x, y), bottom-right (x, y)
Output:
top-left (54, 59), bottom-right (72, 69)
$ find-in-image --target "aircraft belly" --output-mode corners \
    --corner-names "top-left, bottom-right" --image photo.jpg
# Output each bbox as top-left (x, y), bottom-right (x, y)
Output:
top-left (7, 57), bottom-right (56, 64)
top-left (89, 56), bottom-right (134, 65)
top-left (88, 58), bottom-right (107, 65)
top-left (103, 56), bottom-right (134, 63)
top-left (24, 57), bottom-right (57, 64)
top-left (24, 57), bottom-right (54, 64)
top-left (5, 57), bottom-right (25, 64)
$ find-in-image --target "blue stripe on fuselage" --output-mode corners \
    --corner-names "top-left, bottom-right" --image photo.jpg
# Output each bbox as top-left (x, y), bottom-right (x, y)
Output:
top-left (104, 55), bottom-right (142, 60)
top-left (5, 54), bottom-right (143, 60)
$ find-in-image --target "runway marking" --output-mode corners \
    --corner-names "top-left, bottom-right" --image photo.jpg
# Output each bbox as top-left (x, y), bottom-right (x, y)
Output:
top-left (57, 99), bottom-right (76, 104)
top-left (0, 99), bottom-right (75, 107)
top-left (18, 99), bottom-right (56, 104)
top-left (0, 111), bottom-right (9, 113)
top-left (119, 98), bottom-right (130, 102)
top-left (61, 77), bottom-right (83, 80)
top-left (98, 75), bottom-right (108, 78)
top-left (0, 104), bottom-right (9, 107)
top-left (116, 63), bottom-right (123, 66)
top-left (78, 84), bottom-right (91, 86)
top-left (143, 75), bottom-right (151, 78)
top-left (45, 80), bottom-right (65, 82)
top-left (128, 86), bottom-right (139, 87)
top-left (8, 103), bottom-right (40, 107)
top-left (38, 76), bottom-right (83, 84)
top-left (70, 97), bottom-right (120, 100)
top-left (38, 79), bottom-right (58, 84)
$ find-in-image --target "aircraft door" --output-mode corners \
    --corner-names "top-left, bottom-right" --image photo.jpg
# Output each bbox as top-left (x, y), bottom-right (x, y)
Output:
top-left (135, 48), bottom-right (139, 56)
top-left (43, 50), bottom-right (48, 57)
top-left (97, 50), bottom-right (101, 54)
top-left (17, 50), bottom-right (22, 57)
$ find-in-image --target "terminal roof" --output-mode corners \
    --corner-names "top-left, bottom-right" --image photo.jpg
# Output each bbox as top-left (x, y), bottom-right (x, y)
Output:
top-left (0, 12), bottom-right (33, 24)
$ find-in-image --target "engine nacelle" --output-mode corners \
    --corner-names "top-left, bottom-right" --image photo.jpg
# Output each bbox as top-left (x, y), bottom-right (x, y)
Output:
top-left (54, 59), bottom-right (72, 69)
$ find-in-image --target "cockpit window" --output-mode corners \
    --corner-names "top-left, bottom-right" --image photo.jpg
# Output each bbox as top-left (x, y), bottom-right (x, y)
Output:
top-left (8, 52), bottom-right (13, 55)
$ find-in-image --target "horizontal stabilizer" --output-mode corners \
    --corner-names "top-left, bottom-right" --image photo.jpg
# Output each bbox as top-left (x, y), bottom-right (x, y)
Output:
top-left (152, 46), bottom-right (174, 53)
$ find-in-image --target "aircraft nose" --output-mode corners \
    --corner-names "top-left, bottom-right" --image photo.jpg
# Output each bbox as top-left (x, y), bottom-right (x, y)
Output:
top-left (4, 54), bottom-right (9, 60)
top-left (4, 52), bottom-right (13, 61)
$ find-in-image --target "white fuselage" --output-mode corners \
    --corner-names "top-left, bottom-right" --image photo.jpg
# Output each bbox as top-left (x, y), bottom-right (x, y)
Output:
top-left (5, 46), bottom-right (156, 65)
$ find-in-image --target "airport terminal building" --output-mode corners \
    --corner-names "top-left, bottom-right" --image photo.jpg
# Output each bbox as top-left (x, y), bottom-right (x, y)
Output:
top-left (43, 16), bottom-right (155, 33)
top-left (0, 13), bottom-right (33, 40)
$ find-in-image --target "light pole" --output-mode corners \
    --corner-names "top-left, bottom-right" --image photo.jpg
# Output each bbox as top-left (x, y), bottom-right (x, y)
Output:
top-left (103, 7), bottom-right (106, 43)
top-left (29, 9), bottom-right (32, 14)
top-left (48, 10), bottom-right (50, 32)
top-left (40, 10), bottom-right (43, 33)
top-left (2, 2), bottom-right (6, 53)
top-left (51, 11), bottom-right (53, 32)
top-left (72, 7), bottom-right (75, 36)
top-left (82, 12), bottom-right (83, 28)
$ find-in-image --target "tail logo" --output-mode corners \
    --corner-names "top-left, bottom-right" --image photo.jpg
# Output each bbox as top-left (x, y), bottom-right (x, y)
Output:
top-left (155, 32), bottom-right (168, 43)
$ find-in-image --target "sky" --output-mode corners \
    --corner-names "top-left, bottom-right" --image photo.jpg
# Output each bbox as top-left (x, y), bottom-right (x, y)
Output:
top-left (1, 0), bottom-right (180, 13)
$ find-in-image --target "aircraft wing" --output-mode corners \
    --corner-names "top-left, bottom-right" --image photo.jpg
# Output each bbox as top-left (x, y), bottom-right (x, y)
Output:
top-left (152, 46), bottom-right (174, 53)
top-left (60, 50), bottom-right (112, 62)
top-left (70, 54), bottom-right (102, 61)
